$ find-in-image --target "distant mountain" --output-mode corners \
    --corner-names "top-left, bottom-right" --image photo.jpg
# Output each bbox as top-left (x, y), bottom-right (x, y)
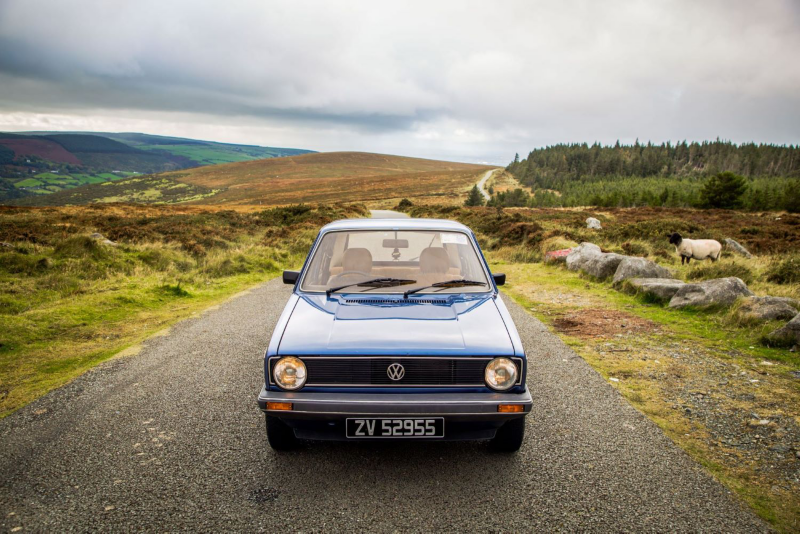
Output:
top-left (0, 131), bottom-right (313, 201)
top-left (9, 151), bottom-right (493, 207)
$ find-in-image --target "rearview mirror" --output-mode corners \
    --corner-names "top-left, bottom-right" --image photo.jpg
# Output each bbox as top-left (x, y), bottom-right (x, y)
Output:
top-left (382, 239), bottom-right (409, 248)
top-left (493, 273), bottom-right (506, 286)
top-left (283, 270), bottom-right (300, 285)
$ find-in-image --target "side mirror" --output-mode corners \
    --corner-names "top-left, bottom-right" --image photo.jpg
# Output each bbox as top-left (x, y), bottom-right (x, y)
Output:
top-left (283, 270), bottom-right (300, 285)
top-left (492, 273), bottom-right (506, 286)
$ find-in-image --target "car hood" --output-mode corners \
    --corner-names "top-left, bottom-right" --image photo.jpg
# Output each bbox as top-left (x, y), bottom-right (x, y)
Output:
top-left (278, 294), bottom-right (514, 356)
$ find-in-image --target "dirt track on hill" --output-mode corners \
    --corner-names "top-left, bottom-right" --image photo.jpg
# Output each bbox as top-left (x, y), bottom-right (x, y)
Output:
top-left (0, 279), bottom-right (767, 531)
top-left (476, 168), bottom-right (495, 200)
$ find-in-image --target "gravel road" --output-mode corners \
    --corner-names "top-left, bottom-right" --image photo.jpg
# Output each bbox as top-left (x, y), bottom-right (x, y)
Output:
top-left (476, 169), bottom-right (496, 201)
top-left (369, 209), bottom-right (409, 219)
top-left (0, 278), bottom-right (768, 532)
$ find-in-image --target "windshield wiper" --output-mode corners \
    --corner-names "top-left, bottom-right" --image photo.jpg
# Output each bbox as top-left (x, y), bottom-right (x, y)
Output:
top-left (326, 278), bottom-right (417, 297)
top-left (403, 279), bottom-right (487, 298)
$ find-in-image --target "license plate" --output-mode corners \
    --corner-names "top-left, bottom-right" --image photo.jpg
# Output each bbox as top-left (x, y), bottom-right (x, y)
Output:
top-left (346, 418), bottom-right (444, 438)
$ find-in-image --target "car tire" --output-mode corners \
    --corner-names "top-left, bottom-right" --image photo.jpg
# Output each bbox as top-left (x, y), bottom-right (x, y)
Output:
top-left (265, 415), bottom-right (300, 451)
top-left (489, 417), bottom-right (525, 452)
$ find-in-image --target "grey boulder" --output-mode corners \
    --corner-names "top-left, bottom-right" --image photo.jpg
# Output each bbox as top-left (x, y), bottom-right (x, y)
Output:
top-left (668, 277), bottom-right (754, 309)
top-left (583, 253), bottom-right (628, 280)
top-left (612, 257), bottom-right (673, 285)
top-left (737, 296), bottom-right (798, 322)
top-left (586, 217), bottom-right (602, 230)
top-left (624, 278), bottom-right (687, 301)
top-left (768, 314), bottom-right (800, 345)
top-left (724, 238), bottom-right (752, 259)
top-left (566, 242), bottom-right (602, 272)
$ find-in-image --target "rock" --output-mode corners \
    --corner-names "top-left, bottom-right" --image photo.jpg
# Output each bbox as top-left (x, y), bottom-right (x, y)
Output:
top-left (768, 314), bottom-right (800, 345)
top-left (586, 217), bottom-right (602, 229)
top-left (668, 277), bottom-right (754, 309)
top-left (746, 418), bottom-right (777, 430)
top-left (90, 232), bottom-right (118, 247)
top-left (736, 296), bottom-right (798, 323)
top-left (624, 278), bottom-right (686, 301)
top-left (582, 253), bottom-right (628, 280)
top-left (566, 242), bottom-right (602, 272)
top-left (612, 257), bottom-right (673, 285)
top-left (724, 238), bottom-right (752, 258)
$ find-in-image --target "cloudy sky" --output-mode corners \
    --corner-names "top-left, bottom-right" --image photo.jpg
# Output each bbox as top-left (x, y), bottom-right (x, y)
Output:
top-left (1, 0), bottom-right (799, 164)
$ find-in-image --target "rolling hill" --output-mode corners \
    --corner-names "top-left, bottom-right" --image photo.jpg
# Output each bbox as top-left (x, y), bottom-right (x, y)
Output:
top-left (8, 152), bottom-right (494, 206)
top-left (0, 132), bottom-right (313, 202)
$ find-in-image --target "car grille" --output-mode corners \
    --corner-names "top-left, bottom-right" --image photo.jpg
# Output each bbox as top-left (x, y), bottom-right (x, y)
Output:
top-left (269, 356), bottom-right (523, 388)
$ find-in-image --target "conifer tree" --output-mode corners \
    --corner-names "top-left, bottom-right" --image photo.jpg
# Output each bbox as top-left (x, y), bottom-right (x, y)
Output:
top-left (465, 185), bottom-right (484, 207)
top-left (700, 172), bottom-right (748, 209)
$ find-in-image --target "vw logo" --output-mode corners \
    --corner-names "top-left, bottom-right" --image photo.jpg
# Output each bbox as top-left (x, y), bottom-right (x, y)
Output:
top-left (387, 363), bottom-right (405, 381)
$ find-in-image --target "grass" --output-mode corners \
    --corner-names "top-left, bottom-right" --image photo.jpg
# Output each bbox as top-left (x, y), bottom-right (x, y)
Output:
top-left (96, 172), bottom-right (130, 180)
top-left (389, 202), bottom-right (799, 531)
top-left (766, 254), bottom-right (800, 285)
top-left (9, 172), bottom-right (127, 195)
top-left (136, 142), bottom-right (307, 165)
top-left (496, 262), bottom-right (798, 367)
top-left (3, 195), bottom-right (798, 529)
top-left (11, 175), bottom-right (219, 206)
top-left (140, 144), bottom-right (265, 165)
top-left (14, 179), bottom-right (42, 188)
top-left (492, 261), bottom-right (799, 532)
top-left (11, 152), bottom-right (493, 207)
top-left (168, 152), bottom-right (493, 206)
top-left (0, 134), bottom-right (315, 204)
top-left (0, 203), bottom-right (368, 417)
top-left (685, 258), bottom-right (756, 284)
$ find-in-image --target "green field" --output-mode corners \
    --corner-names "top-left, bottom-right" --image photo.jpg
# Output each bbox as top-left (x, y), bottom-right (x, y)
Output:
top-left (13, 179), bottom-right (42, 188)
top-left (96, 172), bottom-right (135, 180)
top-left (0, 131), bottom-right (314, 203)
top-left (139, 144), bottom-right (283, 165)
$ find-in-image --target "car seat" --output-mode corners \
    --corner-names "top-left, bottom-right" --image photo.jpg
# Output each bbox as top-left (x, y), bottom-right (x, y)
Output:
top-left (327, 248), bottom-right (373, 287)
top-left (417, 247), bottom-right (450, 286)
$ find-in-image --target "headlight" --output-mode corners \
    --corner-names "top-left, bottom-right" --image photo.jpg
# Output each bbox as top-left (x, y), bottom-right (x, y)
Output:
top-left (485, 357), bottom-right (518, 391)
top-left (273, 356), bottom-right (307, 390)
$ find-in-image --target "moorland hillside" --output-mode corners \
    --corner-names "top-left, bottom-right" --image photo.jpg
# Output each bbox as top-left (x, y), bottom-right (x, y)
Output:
top-left (10, 151), bottom-right (493, 206)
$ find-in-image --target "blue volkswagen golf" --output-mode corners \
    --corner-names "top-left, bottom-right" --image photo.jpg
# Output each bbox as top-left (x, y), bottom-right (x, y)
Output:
top-left (257, 218), bottom-right (531, 451)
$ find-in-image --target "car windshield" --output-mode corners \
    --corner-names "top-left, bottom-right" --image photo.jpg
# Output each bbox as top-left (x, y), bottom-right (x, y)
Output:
top-left (300, 230), bottom-right (491, 294)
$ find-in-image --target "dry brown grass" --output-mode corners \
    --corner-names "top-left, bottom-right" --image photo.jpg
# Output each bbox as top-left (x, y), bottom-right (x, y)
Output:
top-left (485, 169), bottom-right (525, 194)
top-left (0, 203), bottom-right (368, 417)
top-left (163, 151), bottom-right (492, 205)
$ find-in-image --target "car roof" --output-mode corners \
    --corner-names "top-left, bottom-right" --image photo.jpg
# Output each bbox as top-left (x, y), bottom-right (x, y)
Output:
top-left (320, 218), bottom-right (472, 233)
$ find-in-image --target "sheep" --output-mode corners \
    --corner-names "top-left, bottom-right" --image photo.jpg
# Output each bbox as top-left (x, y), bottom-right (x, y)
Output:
top-left (669, 233), bottom-right (722, 265)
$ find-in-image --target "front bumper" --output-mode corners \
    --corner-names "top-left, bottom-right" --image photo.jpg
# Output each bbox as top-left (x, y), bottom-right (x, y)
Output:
top-left (257, 386), bottom-right (532, 441)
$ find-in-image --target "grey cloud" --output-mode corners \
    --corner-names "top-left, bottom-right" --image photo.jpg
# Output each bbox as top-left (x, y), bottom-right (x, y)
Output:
top-left (0, 0), bottom-right (798, 162)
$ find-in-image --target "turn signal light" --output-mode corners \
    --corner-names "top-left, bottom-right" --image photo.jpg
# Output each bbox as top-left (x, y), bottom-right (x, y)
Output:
top-left (267, 402), bottom-right (293, 411)
top-left (498, 404), bottom-right (524, 413)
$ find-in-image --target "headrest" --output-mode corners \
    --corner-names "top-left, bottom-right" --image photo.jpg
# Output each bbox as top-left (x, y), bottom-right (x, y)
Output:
top-left (420, 247), bottom-right (450, 274)
top-left (342, 248), bottom-right (372, 273)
